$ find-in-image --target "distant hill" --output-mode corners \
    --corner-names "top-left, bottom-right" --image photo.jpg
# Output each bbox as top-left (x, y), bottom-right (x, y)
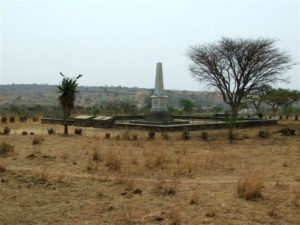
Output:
top-left (0, 84), bottom-right (225, 109)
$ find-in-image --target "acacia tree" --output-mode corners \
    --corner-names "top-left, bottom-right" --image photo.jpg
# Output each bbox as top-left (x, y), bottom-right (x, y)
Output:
top-left (246, 84), bottom-right (272, 114)
top-left (187, 38), bottom-right (293, 117)
top-left (58, 72), bottom-right (82, 135)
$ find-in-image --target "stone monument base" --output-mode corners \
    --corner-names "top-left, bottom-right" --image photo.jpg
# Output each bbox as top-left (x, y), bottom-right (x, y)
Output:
top-left (143, 111), bottom-right (174, 121)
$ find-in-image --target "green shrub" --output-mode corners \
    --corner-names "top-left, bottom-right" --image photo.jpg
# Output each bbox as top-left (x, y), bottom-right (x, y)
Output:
top-left (148, 131), bottom-right (155, 139)
top-left (132, 134), bottom-right (138, 140)
top-left (9, 116), bottom-right (15, 123)
top-left (161, 131), bottom-right (169, 140)
top-left (19, 115), bottom-right (27, 122)
top-left (47, 128), bottom-right (55, 135)
top-left (1, 116), bottom-right (7, 123)
top-left (202, 131), bottom-right (208, 140)
top-left (3, 127), bottom-right (10, 135)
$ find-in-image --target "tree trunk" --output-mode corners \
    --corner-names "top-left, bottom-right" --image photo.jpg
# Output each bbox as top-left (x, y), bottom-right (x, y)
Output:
top-left (64, 122), bottom-right (68, 135)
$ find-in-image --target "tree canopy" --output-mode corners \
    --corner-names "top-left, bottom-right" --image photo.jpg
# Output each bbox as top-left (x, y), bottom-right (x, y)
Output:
top-left (187, 37), bottom-right (293, 117)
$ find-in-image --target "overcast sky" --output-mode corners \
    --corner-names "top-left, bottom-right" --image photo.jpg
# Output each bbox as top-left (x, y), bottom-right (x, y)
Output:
top-left (1, 0), bottom-right (299, 91)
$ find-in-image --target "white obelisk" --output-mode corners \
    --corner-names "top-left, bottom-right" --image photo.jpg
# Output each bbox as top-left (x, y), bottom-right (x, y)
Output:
top-left (150, 62), bottom-right (168, 112)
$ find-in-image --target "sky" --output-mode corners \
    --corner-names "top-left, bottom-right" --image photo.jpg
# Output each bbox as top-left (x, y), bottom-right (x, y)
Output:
top-left (0, 0), bottom-right (299, 91)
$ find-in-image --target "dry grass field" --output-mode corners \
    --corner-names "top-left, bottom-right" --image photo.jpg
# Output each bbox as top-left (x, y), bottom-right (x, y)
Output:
top-left (0, 120), bottom-right (299, 225)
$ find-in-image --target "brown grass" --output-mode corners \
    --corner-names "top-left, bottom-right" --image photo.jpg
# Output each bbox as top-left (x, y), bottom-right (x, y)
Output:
top-left (237, 173), bottom-right (265, 200)
top-left (105, 150), bottom-right (122, 171)
top-left (32, 136), bottom-right (44, 145)
top-left (0, 120), bottom-right (300, 224)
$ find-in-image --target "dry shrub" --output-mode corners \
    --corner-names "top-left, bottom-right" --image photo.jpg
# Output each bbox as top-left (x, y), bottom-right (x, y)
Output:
top-left (115, 174), bottom-right (135, 191)
top-left (32, 136), bottom-right (44, 145)
top-left (105, 133), bottom-right (110, 139)
top-left (86, 157), bottom-right (94, 171)
top-left (237, 173), bottom-right (265, 200)
top-left (0, 142), bottom-right (14, 156)
top-left (22, 131), bottom-right (28, 135)
top-left (174, 159), bottom-right (195, 176)
top-left (292, 188), bottom-right (300, 207)
top-left (122, 128), bottom-right (131, 140)
top-left (258, 130), bottom-right (269, 138)
top-left (105, 150), bottom-right (122, 171)
top-left (169, 209), bottom-right (182, 225)
top-left (92, 146), bottom-right (103, 162)
top-left (153, 178), bottom-right (178, 196)
top-left (145, 150), bottom-right (168, 170)
top-left (0, 163), bottom-right (6, 173)
top-left (119, 202), bottom-right (134, 225)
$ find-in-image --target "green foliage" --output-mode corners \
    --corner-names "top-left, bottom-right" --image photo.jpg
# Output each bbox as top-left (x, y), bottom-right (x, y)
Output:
top-left (1, 116), bottom-right (7, 123)
top-left (148, 131), bottom-right (155, 139)
top-left (19, 115), bottom-right (27, 122)
top-left (57, 72), bottom-right (82, 135)
top-left (9, 116), bottom-right (15, 123)
top-left (179, 99), bottom-right (195, 114)
top-left (201, 131), bottom-right (208, 140)
top-left (212, 106), bottom-right (223, 113)
top-left (3, 127), bottom-right (10, 135)
top-left (47, 128), bottom-right (55, 135)
top-left (168, 106), bottom-right (183, 115)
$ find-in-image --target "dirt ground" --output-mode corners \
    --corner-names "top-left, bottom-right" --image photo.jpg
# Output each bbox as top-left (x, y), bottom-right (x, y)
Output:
top-left (0, 120), bottom-right (299, 225)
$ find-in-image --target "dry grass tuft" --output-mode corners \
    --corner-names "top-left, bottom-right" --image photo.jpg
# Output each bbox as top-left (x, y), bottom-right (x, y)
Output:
top-left (105, 150), bottom-right (122, 171)
top-left (153, 178), bottom-right (178, 196)
top-left (292, 188), bottom-right (300, 207)
top-left (0, 142), bottom-right (14, 156)
top-left (237, 173), bottom-right (265, 200)
top-left (32, 136), bottom-right (44, 145)
top-left (0, 163), bottom-right (6, 173)
top-left (145, 150), bottom-right (168, 170)
top-left (92, 146), bottom-right (103, 162)
top-left (169, 209), bottom-right (182, 225)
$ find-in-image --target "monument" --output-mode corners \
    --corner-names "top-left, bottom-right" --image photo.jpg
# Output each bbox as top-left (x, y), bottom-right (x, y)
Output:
top-left (144, 62), bottom-right (174, 122)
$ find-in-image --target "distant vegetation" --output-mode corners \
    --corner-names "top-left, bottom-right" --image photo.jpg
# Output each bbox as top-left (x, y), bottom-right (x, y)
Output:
top-left (0, 84), bottom-right (225, 117)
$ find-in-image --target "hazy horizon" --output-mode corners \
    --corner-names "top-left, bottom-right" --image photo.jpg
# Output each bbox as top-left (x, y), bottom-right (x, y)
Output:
top-left (1, 0), bottom-right (299, 91)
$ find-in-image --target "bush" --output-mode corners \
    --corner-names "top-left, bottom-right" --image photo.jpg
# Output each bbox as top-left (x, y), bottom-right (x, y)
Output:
top-left (0, 164), bottom-right (6, 173)
top-left (19, 115), bottom-right (27, 122)
top-left (122, 128), bottom-right (131, 140)
top-left (258, 130), bottom-right (269, 138)
top-left (3, 127), bottom-right (10, 135)
top-left (280, 128), bottom-right (296, 136)
top-left (1, 116), bottom-right (7, 123)
top-left (229, 130), bottom-right (236, 141)
top-left (32, 136), bottom-right (44, 145)
top-left (32, 116), bottom-right (39, 122)
top-left (115, 135), bottom-right (120, 141)
top-left (182, 128), bottom-right (190, 140)
top-left (22, 131), bottom-right (28, 136)
top-left (161, 131), bottom-right (169, 140)
top-left (237, 174), bottom-right (265, 200)
top-left (105, 133), bottom-right (110, 139)
top-left (47, 128), bottom-right (55, 135)
top-left (132, 134), bottom-right (138, 140)
top-left (0, 142), bottom-right (14, 155)
top-left (148, 131), bottom-right (155, 139)
top-left (74, 128), bottom-right (82, 135)
top-left (202, 131), bottom-right (208, 140)
top-left (9, 116), bottom-right (15, 123)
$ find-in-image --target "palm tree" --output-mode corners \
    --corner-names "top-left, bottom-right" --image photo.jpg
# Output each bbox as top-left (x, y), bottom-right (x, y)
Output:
top-left (57, 72), bottom-right (82, 135)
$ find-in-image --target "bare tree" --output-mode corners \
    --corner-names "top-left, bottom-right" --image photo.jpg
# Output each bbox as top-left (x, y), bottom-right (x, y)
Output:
top-left (187, 38), bottom-right (293, 117)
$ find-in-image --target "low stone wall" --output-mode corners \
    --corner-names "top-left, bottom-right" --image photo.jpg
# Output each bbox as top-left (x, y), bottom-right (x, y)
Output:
top-left (41, 118), bottom-right (74, 125)
top-left (114, 119), bottom-right (277, 132)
